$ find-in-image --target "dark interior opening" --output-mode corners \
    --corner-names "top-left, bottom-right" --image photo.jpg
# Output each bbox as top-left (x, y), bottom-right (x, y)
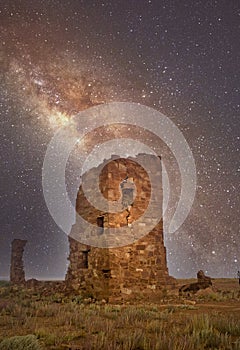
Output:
top-left (102, 269), bottom-right (111, 278)
top-left (97, 216), bottom-right (104, 234)
top-left (97, 216), bottom-right (104, 227)
top-left (82, 250), bottom-right (89, 268)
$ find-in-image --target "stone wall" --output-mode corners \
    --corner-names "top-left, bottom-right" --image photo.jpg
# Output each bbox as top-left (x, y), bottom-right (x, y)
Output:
top-left (10, 239), bottom-right (27, 284)
top-left (66, 154), bottom-right (175, 300)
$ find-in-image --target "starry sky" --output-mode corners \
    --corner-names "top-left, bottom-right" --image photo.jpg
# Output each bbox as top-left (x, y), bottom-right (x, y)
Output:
top-left (0, 0), bottom-right (239, 279)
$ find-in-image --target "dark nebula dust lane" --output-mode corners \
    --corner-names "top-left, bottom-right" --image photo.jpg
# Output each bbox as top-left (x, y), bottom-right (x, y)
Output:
top-left (0, 0), bottom-right (239, 279)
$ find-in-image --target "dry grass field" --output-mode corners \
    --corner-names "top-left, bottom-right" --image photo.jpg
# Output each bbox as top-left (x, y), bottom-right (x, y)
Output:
top-left (0, 279), bottom-right (239, 350)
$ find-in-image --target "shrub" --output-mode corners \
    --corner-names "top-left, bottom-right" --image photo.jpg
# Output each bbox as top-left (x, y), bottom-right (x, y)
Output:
top-left (0, 334), bottom-right (41, 350)
top-left (0, 281), bottom-right (10, 288)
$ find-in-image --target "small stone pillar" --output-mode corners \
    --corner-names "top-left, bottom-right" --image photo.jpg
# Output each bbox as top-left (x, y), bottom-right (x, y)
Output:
top-left (10, 239), bottom-right (27, 284)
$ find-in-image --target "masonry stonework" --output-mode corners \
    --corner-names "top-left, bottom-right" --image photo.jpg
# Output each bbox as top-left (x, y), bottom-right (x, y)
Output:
top-left (66, 154), bottom-right (175, 300)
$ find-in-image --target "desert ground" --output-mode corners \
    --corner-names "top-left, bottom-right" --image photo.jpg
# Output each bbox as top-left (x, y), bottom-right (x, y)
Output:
top-left (0, 279), bottom-right (239, 350)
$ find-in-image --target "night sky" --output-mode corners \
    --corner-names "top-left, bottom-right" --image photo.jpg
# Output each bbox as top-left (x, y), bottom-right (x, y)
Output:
top-left (0, 0), bottom-right (239, 280)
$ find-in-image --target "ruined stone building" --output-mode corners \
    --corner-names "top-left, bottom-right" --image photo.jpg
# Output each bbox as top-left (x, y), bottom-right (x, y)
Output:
top-left (66, 154), bottom-right (175, 300)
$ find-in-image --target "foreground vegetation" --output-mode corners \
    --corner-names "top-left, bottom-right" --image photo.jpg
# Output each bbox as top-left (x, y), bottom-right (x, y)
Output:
top-left (0, 280), bottom-right (239, 349)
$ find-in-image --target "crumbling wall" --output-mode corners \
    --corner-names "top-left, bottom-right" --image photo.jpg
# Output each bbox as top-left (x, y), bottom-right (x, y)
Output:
top-left (10, 239), bottom-right (27, 284)
top-left (66, 154), bottom-right (175, 300)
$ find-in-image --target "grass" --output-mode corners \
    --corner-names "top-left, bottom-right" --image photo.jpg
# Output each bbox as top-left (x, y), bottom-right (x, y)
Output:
top-left (0, 279), bottom-right (239, 349)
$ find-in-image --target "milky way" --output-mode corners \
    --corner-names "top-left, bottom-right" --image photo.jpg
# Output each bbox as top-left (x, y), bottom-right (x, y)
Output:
top-left (0, 0), bottom-right (239, 279)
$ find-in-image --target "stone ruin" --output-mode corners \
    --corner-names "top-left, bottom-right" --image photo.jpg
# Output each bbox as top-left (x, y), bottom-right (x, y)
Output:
top-left (9, 154), bottom-right (176, 300)
top-left (66, 154), bottom-right (175, 300)
top-left (9, 239), bottom-right (66, 293)
top-left (179, 270), bottom-right (212, 295)
top-left (10, 239), bottom-right (27, 284)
